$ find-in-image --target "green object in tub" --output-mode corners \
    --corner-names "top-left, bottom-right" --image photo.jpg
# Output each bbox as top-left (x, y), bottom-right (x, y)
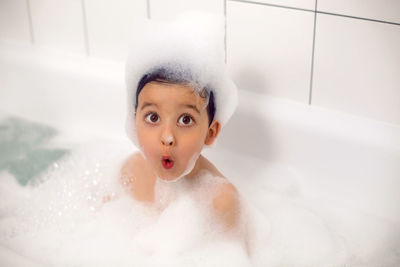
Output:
top-left (0, 116), bottom-right (69, 186)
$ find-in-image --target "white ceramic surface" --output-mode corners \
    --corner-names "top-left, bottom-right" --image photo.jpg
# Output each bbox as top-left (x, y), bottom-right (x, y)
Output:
top-left (312, 13), bottom-right (400, 125)
top-left (150, 0), bottom-right (224, 21)
top-left (0, 0), bottom-right (31, 44)
top-left (29, 0), bottom-right (86, 54)
top-left (84, 0), bottom-right (147, 61)
top-left (227, 0), bottom-right (314, 103)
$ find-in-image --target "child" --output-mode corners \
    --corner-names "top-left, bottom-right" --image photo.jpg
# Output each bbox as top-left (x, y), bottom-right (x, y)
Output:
top-left (120, 13), bottom-right (242, 233)
top-left (120, 66), bottom-right (239, 229)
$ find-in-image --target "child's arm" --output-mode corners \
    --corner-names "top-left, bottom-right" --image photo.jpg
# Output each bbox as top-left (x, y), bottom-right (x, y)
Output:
top-left (212, 182), bottom-right (240, 229)
top-left (213, 182), bottom-right (251, 255)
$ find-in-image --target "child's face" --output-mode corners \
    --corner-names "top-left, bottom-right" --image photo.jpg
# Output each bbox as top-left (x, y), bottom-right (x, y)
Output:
top-left (135, 81), bottom-right (217, 181)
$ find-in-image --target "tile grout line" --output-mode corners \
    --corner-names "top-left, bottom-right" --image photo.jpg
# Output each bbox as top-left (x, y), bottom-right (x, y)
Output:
top-left (317, 11), bottom-right (400, 26)
top-left (228, 0), bottom-right (314, 13)
top-left (147, 0), bottom-right (151, 19)
top-left (81, 0), bottom-right (90, 56)
top-left (224, 0), bottom-right (227, 64)
top-left (309, 0), bottom-right (318, 105)
top-left (228, 0), bottom-right (400, 26)
top-left (26, 0), bottom-right (35, 44)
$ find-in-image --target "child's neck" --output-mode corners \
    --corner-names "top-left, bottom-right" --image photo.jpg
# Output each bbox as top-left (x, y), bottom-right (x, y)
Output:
top-left (183, 154), bottom-right (206, 180)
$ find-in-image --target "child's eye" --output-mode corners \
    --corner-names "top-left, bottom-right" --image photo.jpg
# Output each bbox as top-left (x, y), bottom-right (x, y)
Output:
top-left (144, 112), bottom-right (160, 124)
top-left (178, 114), bottom-right (195, 126)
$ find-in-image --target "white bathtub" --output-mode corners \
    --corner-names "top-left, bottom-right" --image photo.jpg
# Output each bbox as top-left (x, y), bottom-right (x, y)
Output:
top-left (1, 42), bottom-right (399, 266)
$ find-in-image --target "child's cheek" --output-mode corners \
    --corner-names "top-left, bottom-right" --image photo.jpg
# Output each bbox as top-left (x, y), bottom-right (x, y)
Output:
top-left (137, 128), bottom-right (157, 159)
top-left (146, 138), bottom-right (158, 158)
top-left (179, 133), bottom-right (203, 160)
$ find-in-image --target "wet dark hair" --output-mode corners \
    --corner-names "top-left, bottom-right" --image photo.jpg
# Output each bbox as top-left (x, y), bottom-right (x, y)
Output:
top-left (135, 67), bottom-right (216, 126)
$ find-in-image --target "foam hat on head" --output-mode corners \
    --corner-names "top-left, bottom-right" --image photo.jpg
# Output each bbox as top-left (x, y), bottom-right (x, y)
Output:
top-left (125, 12), bottom-right (238, 146)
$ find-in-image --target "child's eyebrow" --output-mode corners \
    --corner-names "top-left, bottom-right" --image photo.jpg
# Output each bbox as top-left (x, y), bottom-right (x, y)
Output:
top-left (140, 102), bottom-right (158, 110)
top-left (181, 104), bottom-right (201, 114)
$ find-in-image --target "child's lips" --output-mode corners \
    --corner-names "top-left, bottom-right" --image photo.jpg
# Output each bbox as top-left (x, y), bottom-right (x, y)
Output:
top-left (161, 156), bottom-right (174, 169)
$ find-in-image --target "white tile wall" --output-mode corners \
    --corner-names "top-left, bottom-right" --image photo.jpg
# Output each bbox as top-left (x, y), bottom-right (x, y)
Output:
top-left (1, 0), bottom-right (398, 125)
top-left (243, 0), bottom-right (316, 11)
top-left (84, 0), bottom-right (147, 61)
top-left (312, 14), bottom-right (400, 125)
top-left (29, 0), bottom-right (86, 54)
top-left (227, 1), bottom-right (314, 103)
top-left (318, 0), bottom-right (400, 24)
top-left (150, 0), bottom-right (224, 20)
top-left (0, 0), bottom-right (31, 44)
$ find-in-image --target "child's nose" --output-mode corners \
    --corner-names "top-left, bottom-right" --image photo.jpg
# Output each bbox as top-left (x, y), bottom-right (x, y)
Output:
top-left (161, 135), bottom-right (174, 146)
top-left (161, 134), bottom-right (175, 146)
top-left (161, 127), bottom-right (175, 147)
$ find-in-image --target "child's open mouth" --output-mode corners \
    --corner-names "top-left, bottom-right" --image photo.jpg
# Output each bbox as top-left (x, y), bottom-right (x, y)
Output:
top-left (161, 156), bottom-right (174, 169)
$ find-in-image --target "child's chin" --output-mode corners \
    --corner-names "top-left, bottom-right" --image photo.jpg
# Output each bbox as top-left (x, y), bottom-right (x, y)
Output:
top-left (157, 171), bottom-right (182, 182)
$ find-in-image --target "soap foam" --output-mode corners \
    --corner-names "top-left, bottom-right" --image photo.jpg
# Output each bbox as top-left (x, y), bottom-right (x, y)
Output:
top-left (0, 140), bottom-right (250, 266)
top-left (1, 139), bottom-right (399, 266)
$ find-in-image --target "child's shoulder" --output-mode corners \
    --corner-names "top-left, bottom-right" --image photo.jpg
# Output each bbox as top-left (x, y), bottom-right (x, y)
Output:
top-left (197, 155), bottom-right (224, 178)
top-left (197, 155), bottom-right (238, 196)
top-left (120, 151), bottom-right (156, 202)
top-left (120, 151), bottom-right (140, 173)
top-left (121, 152), bottom-right (150, 179)
top-left (212, 180), bottom-right (239, 228)
top-left (198, 155), bottom-right (239, 228)
top-left (122, 150), bottom-right (156, 171)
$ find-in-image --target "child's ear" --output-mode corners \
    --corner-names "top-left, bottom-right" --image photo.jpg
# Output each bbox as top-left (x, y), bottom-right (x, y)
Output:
top-left (205, 121), bottom-right (221, 145)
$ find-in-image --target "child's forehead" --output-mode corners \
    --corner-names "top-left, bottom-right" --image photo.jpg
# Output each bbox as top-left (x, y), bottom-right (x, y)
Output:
top-left (139, 81), bottom-right (206, 106)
